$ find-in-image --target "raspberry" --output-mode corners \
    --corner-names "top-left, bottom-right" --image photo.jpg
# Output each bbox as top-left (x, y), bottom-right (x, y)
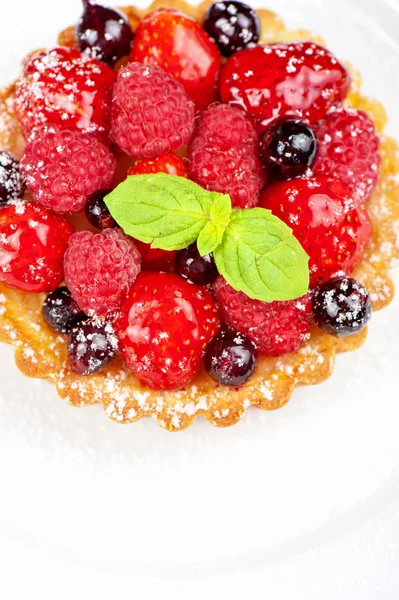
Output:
top-left (220, 43), bottom-right (350, 132)
top-left (110, 62), bottom-right (195, 159)
top-left (260, 176), bottom-right (372, 287)
top-left (128, 152), bottom-right (187, 177)
top-left (134, 240), bottom-right (176, 272)
top-left (20, 125), bottom-right (116, 214)
top-left (14, 47), bottom-right (116, 138)
top-left (115, 272), bottom-right (221, 390)
top-left (314, 107), bottom-right (381, 202)
top-left (130, 8), bottom-right (221, 110)
top-left (64, 229), bottom-right (141, 316)
top-left (188, 104), bottom-right (266, 208)
top-left (213, 276), bottom-right (312, 356)
top-left (0, 202), bottom-right (74, 293)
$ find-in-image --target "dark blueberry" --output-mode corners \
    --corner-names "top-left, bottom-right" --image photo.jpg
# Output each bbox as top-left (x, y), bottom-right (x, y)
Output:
top-left (76, 0), bottom-right (134, 67)
top-left (204, 330), bottom-right (257, 386)
top-left (312, 276), bottom-right (372, 337)
top-left (43, 287), bottom-right (87, 334)
top-left (85, 190), bottom-right (116, 229)
top-left (68, 319), bottom-right (118, 375)
top-left (0, 151), bottom-right (25, 205)
top-left (175, 243), bottom-right (218, 286)
top-left (204, 1), bottom-right (260, 57)
top-left (260, 119), bottom-right (318, 180)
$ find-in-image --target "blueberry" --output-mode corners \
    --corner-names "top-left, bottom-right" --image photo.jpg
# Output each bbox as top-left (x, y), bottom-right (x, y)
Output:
top-left (43, 287), bottom-right (87, 334)
top-left (68, 319), bottom-right (118, 375)
top-left (312, 276), bottom-right (372, 337)
top-left (0, 151), bottom-right (25, 204)
top-left (204, 330), bottom-right (257, 386)
top-left (260, 119), bottom-right (318, 180)
top-left (85, 190), bottom-right (116, 229)
top-left (204, 1), bottom-right (260, 57)
top-left (175, 243), bottom-right (218, 286)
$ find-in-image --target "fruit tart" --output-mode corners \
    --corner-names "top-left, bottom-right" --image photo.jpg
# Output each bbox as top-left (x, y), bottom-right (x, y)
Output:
top-left (0, 0), bottom-right (398, 431)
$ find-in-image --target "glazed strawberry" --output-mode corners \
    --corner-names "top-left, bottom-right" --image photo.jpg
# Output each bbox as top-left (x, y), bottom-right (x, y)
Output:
top-left (220, 43), bottom-right (350, 132)
top-left (0, 202), bottom-right (74, 293)
top-left (64, 229), bottom-right (141, 316)
top-left (260, 176), bottom-right (372, 287)
top-left (128, 153), bottom-right (187, 177)
top-left (314, 107), bottom-right (381, 203)
top-left (115, 272), bottom-right (221, 390)
top-left (14, 47), bottom-right (116, 138)
top-left (130, 8), bottom-right (221, 109)
top-left (188, 104), bottom-right (266, 208)
top-left (213, 277), bottom-right (312, 356)
top-left (110, 62), bottom-right (195, 158)
top-left (133, 240), bottom-right (176, 272)
top-left (20, 125), bottom-right (116, 214)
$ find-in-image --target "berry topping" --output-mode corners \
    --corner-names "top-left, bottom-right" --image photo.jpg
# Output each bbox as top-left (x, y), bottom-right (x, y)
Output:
top-left (314, 107), bottom-right (381, 203)
top-left (42, 286), bottom-right (87, 334)
top-left (130, 8), bottom-right (221, 109)
top-left (20, 125), bottom-right (116, 214)
top-left (76, 0), bottom-right (134, 67)
top-left (68, 319), bottom-right (118, 375)
top-left (0, 152), bottom-right (25, 204)
top-left (134, 240), bottom-right (176, 272)
top-left (213, 276), bottom-right (312, 355)
top-left (312, 276), bottom-right (372, 337)
top-left (64, 228), bottom-right (141, 316)
top-left (204, 1), bottom-right (260, 57)
top-left (128, 152), bottom-right (187, 177)
top-left (110, 62), bottom-right (195, 159)
top-left (220, 42), bottom-right (350, 132)
top-left (0, 202), bottom-right (74, 293)
top-left (85, 190), bottom-right (116, 229)
top-left (204, 330), bottom-right (257, 386)
top-left (188, 103), bottom-right (266, 208)
top-left (14, 47), bottom-right (116, 138)
top-left (260, 118), bottom-right (318, 179)
top-left (175, 243), bottom-right (218, 285)
top-left (260, 176), bottom-right (372, 287)
top-left (115, 272), bottom-right (221, 390)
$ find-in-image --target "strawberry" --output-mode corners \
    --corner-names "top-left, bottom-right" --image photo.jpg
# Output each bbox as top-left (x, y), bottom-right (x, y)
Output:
top-left (14, 47), bottom-right (116, 138)
top-left (115, 272), bottom-right (221, 390)
top-left (259, 176), bottom-right (372, 287)
top-left (0, 202), bottom-right (74, 293)
top-left (128, 152), bottom-right (187, 177)
top-left (130, 8), bottom-right (221, 110)
top-left (220, 43), bottom-right (350, 132)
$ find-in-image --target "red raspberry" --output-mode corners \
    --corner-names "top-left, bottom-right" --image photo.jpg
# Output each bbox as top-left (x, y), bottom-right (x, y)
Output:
top-left (110, 62), bottom-right (195, 159)
top-left (14, 47), bottom-right (116, 138)
top-left (314, 107), bottom-right (381, 203)
top-left (220, 43), bottom-right (350, 133)
top-left (115, 272), bottom-right (221, 390)
top-left (188, 104), bottom-right (266, 208)
top-left (213, 277), bottom-right (312, 356)
top-left (20, 125), bottom-right (116, 214)
top-left (128, 152), bottom-right (187, 177)
top-left (64, 229), bottom-right (141, 316)
top-left (260, 176), bottom-right (372, 287)
top-left (130, 8), bottom-right (221, 110)
top-left (134, 240), bottom-right (176, 272)
top-left (0, 202), bottom-right (74, 293)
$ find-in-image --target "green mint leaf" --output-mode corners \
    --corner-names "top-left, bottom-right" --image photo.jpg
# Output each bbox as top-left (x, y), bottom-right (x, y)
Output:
top-left (209, 193), bottom-right (232, 226)
top-left (104, 174), bottom-right (215, 251)
top-left (197, 221), bottom-right (225, 256)
top-left (213, 208), bottom-right (310, 302)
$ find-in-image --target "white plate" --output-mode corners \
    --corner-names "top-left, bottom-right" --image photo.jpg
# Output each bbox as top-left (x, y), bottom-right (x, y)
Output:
top-left (1, 0), bottom-right (399, 597)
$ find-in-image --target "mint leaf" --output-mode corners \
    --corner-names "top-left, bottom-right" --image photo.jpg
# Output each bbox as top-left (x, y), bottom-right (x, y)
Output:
top-left (213, 208), bottom-right (309, 302)
top-left (197, 193), bottom-right (231, 256)
top-left (104, 174), bottom-right (216, 251)
top-left (209, 193), bottom-right (232, 226)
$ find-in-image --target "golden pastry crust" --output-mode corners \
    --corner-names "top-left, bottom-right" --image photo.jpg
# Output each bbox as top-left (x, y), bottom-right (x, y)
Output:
top-left (1, 1), bottom-right (398, 431)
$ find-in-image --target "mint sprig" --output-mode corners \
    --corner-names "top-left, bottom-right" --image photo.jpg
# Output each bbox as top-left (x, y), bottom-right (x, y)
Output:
top-left (105, 174), bottom-right (310, 302)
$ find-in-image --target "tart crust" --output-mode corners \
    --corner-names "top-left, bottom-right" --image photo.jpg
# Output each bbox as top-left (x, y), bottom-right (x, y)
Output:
top-left (0, 0), bottom-right (398, 431)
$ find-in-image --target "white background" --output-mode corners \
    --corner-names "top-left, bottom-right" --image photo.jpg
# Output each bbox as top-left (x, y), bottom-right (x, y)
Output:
top-left (1, 0), bottom-right (399, 598)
